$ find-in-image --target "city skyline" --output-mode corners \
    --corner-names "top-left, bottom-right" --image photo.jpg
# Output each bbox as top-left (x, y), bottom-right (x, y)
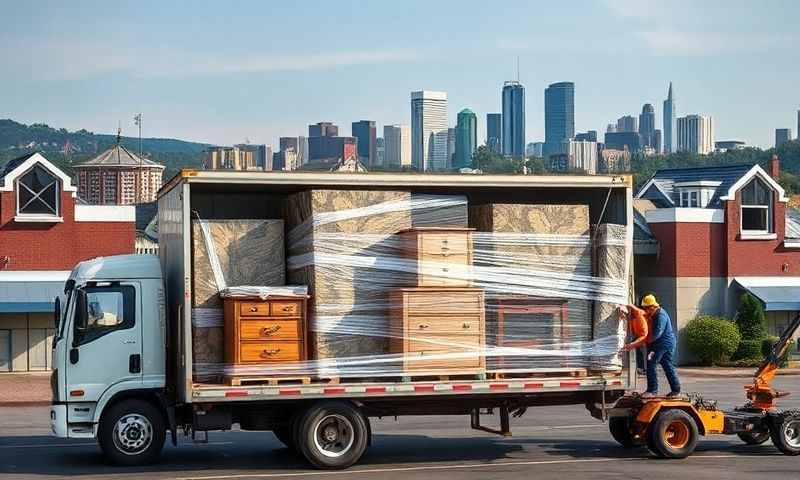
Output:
top-left (1, 1), bottom-right (798, 149)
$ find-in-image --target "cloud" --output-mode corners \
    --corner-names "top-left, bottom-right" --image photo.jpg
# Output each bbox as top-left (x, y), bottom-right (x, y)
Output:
top-left (599, 0), bottom-right (670, 19)
top-left (637, 29), bottom-right (800, 56)
top-left (0, 37), bottom-right (423, 81)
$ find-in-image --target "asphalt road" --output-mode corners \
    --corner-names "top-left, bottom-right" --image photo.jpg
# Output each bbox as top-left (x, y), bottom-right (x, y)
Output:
top-left (1, 375), bottom-right (799, 480)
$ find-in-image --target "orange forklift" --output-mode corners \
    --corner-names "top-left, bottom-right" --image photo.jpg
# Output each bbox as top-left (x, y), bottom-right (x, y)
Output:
top-left (606, 311), bottom-right (800, 458)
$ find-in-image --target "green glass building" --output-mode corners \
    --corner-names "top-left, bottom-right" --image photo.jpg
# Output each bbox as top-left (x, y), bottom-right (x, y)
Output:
top-left (454, 108), bottom-right (477, 169)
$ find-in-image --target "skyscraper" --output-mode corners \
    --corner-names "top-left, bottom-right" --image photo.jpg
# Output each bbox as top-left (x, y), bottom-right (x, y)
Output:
top-left (375, 137), bottom-right (385, 167)
top-left (352, 120), bottom-right (377, 166)
top-left (663, 82), bottom-right (676, 154)
top-left (411, 90), bottom-right (448, 171)
top-left (309, 122), bottom-right (338, 137)
top-left (383, 124), bottom-right (411, 168)
top-left (776, 128), bottom-right (793, 148)
top-left (447, 127), bottom-right (456, 168)
top-left (677, 114), bottom-right (714, 154)
top-left (486, 113), bottom-right (502, 154)
top-left (454, 108), bottom-right (478, 169)
top-left (502, 81), bottom-right (525, 157)
top-left (616, 115), bottom-right (638, 133)
top-left (544, 82), bottom-right (575, 157)
top-left (639, 103), bottom-right (656, 148)
top-left (654, 129), bottom-right (662, 154)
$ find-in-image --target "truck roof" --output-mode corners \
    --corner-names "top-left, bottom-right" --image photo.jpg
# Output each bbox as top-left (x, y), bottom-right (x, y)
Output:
top-left (70, 254), bottom-right (161, 284)
top-left (159, 169), bottom-right (632, 199)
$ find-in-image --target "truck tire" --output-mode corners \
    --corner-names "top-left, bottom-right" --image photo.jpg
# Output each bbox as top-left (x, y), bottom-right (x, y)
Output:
top-left (273, 426), bottom-right (296, 451)
top-left (609, 416), bottom-right (642, 448)
top-left (737, 431), bottom-right (770, 445)
top-left (647, 409), bottom-right (699, 459)
top-left (295, 401), bottom-right (369, 469)
top-left (98, 399), bottom-right (166, 466)
top-left (768, 411), bottom-right (800, 455)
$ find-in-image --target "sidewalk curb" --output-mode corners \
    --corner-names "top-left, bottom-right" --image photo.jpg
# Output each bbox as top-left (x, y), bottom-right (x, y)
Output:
top-left (678, 369), bottom-right (800, 378)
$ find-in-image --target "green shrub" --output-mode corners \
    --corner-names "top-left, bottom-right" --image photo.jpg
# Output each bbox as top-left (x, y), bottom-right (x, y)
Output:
top-left (733, 339), bottom-right (763, 361)
top-left (685, 315), bottom-right (741, 366)
top-left (736, 293), bottom-right (767, 340)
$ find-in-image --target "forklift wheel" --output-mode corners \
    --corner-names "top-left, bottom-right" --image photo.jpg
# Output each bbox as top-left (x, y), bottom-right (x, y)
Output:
top-left (609, 417), bottom-right (643, 448)
top-left (769, 411), bottom-right (800, 456)
top-left (647, 409), bottom-right (699, 459)
top-left (737, 431), bottom-right (770, 445)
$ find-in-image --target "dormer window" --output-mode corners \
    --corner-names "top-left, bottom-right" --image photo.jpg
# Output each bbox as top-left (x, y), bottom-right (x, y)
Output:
top-left (674, 180), bottom-right (721, 208)
top-left (741, 177), bottom-right (772, 234)
top-left (15, 165), bottom-right (61, 221)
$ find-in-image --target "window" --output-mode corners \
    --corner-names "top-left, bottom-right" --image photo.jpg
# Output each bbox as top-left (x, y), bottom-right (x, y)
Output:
top-left (16, 165), bottom-right (60, 217)
top-left (741, 178), bottom-right (772, 233)
top-left (73, 285), bottom-right (135, 346)
top-left (679, 189), bottom-right (700, 207)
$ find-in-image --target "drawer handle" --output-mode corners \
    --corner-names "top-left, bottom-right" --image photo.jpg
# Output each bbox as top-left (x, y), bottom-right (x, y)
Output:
top-left (418, 324), bottom-right (430, 329)
top-left (249, 306), bottom-right (259, 312)
top-left (261, 325), bottom-right (281, 336)
top-left (462, 323), bottom-right (471, 329)
top-left (260, 349), bottom-right (281, 358)
top-left (281, 306), bottom-right (294, 312)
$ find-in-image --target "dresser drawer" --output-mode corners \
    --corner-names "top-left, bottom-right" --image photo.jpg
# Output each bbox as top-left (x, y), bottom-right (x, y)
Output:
top-left (406, 316), bottom-right (482, 336)
top-left (270, 301), bottom-right (301, 317)
top-left (405, 291), bottom-right (483, 315)
top-left (239, 302), bottom-right (269, 317)
top-left (419, 233), bottom-right (469, 256)
top-left (239, 341), bottom-right (302, 363)
top-left (404, 351), bottom-right (482, 371)
top-left (408, 334), bottom-right (481, 353)
top-left (240, 319), bottom-right (302, 341)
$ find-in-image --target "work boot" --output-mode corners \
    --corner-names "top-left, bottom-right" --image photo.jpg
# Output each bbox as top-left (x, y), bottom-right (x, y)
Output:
top-left (640, 392), bottom-right (657, 399)
top-left (666, 391), bottom-right (682, 399)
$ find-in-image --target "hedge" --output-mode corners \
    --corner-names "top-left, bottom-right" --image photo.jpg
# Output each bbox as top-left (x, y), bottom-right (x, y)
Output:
top-left (685, 315), bottom-right (741, 366)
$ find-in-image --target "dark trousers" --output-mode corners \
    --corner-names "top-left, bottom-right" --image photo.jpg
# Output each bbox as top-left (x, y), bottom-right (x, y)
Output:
top-left (646, 345), bottom-right (681, 394)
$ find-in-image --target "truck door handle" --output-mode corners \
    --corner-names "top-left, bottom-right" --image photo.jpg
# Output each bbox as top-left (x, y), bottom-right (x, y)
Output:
top-left (129, 354), bottom-right (141, 374)
top-left (69, 348), bottom-right (79, 364)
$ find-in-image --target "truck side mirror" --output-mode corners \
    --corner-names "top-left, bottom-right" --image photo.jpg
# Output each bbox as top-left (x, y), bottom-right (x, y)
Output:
top-left (73, 289), bottom-right (88, 347)
top-left (54, 296), bottom-right (61, 330)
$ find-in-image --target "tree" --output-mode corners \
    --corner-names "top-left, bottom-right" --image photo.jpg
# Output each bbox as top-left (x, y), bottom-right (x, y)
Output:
top-left (736, 293), bottom-right (767, 339)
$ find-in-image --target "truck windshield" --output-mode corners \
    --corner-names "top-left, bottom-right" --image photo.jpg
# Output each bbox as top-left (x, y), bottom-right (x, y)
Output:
top-left (56, 287), bottom-right (73, 340)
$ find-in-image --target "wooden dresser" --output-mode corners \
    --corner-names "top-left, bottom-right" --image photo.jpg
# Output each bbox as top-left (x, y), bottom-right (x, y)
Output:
top-left (389, 287), bottom-right (485, 375)
top-left (223, 296), bottom-right (309, 382)
top-left (398, 227), bottom-right (474, 287)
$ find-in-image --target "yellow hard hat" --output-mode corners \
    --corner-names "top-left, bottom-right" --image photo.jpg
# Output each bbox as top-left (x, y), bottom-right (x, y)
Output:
top-left (641, 294), bottom-right (659, 308)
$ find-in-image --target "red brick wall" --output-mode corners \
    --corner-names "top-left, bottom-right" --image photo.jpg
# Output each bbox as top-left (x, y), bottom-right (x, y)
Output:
top-left (725, 190), bottom-right (800, 276)
top-left (0, 190), bottom-right (134, 271)
top-left (648, 221), bottom-right (726, 277)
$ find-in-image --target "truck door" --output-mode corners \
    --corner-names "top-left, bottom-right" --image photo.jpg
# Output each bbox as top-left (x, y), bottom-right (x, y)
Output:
top-left (65, 282), bottom-right (143, 403)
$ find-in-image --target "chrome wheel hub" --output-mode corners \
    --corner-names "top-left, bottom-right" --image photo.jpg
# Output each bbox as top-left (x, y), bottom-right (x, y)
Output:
top-left (313, 414), bottom-right (354, 458)
top-left (785, 420), bottom-right (800, 448)
top-left (113, 413), bottom-right (153, 455)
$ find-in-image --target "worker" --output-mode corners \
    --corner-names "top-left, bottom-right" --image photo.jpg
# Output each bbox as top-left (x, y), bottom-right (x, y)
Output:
top-left (640, 294), bottom-right (681, 398)
top-left (617, 303), bottom-right (649, 375)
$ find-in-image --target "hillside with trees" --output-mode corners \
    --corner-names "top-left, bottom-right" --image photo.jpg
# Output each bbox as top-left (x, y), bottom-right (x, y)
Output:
top-left (0, 119), bottom-right (208, 179)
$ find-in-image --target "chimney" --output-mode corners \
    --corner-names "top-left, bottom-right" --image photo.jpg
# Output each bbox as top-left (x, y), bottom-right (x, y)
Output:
top-left (769, 154), bottom-right (780, 179)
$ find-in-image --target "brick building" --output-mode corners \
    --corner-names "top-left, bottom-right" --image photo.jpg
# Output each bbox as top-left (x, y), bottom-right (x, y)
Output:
top-left (634, 156), bottom-right (800, 363)
top-left (0, 152), bottom-right (135, 371)
top-left (73, 141), bottom-right (164, 205)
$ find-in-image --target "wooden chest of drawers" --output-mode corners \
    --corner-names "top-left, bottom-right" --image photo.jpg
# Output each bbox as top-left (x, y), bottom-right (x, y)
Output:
top-left (398, 227), bottom-right (474, 287)
top-left (223, 296), bottom-right (309, 369)
top-left (389, 288), bottom-right (485, 374)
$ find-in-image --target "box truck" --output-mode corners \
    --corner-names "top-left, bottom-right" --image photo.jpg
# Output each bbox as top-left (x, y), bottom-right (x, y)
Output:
top-left (50, 170), bottom-right (635, 469)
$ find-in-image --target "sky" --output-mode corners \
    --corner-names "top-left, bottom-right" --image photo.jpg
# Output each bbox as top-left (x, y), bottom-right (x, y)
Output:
top-left (1, 0), bottom-right (798, 149)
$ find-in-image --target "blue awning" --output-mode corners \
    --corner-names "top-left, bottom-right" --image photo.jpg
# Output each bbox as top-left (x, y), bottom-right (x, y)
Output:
top-left (733, 277), bottom-right (800, 311)
top-left (0, 271), bottom-right (70, 313)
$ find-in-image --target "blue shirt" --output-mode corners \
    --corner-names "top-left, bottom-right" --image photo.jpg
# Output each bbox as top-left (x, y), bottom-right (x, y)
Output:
top-left (649, 308), bottom-right (676, 350)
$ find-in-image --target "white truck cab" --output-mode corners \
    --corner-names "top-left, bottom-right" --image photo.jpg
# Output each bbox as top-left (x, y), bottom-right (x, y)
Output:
top-left (50, 254), bottom-right (167, 464)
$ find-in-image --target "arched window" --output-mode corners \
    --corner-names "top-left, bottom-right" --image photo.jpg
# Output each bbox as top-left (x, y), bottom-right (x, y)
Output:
top-left (16, 165), bottom-right (60, 218)
top-left (741, 177), bottom-right (772, 234)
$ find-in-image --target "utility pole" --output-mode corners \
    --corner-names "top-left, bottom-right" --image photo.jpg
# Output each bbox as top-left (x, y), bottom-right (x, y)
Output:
top-left (133, 113), bottom-right (143, 203)
top-left (133, 113), bottom-right (143, 158)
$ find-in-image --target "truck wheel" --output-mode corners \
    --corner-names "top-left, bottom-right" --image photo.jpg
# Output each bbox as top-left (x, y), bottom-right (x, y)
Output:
top-left (273, 426), bottom-right (296, 451)
top-left (737, 431), bottom-right (770, 445)
top-left (647, 409), bottom-right (698, 459)
top-left (98, 399), bottom-right (166, 466)
top-left (769, 411), bottom-right (800, 456)
top-left (296, 401), bottom-right (369, 469)
top-left (609, 417), bottom-right (642, 448)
